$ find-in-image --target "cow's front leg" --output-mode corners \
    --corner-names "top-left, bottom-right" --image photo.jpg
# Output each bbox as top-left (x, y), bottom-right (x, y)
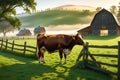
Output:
top-left (63, 49), bottom-right (71, 64)
top-left (59, 48), bottom-right (63, 65)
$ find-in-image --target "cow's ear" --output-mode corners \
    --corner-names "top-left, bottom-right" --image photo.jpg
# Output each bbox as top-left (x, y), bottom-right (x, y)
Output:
top-left (75, 33), bottom-right (79, 37)
top-left (76, 33), bottom-right (83, 38)
top-left (74, 34), bottom-right (78, 39)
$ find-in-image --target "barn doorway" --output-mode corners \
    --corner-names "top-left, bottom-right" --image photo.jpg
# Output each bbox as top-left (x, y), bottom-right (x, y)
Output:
top-left (100, 29), bottom-right (108, 36)
top-left (100, 25), bottom-right (108, 36)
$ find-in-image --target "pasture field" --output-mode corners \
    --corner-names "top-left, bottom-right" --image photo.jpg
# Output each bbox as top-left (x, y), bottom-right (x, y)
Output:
top-left (0, 36), bottom-right (119, 80)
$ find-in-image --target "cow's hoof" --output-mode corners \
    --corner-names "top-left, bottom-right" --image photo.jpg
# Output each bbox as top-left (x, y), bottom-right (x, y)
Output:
top-left (43, 61), bottom-right (46, 64)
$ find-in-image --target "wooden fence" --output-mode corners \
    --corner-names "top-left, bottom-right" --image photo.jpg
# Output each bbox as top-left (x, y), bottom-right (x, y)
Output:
top-left (76, 42), bottom-right (120, 80)
top-left (0, 39), bottom-right (37, 56)
top-left (0, 36), bottom-right (36, 40)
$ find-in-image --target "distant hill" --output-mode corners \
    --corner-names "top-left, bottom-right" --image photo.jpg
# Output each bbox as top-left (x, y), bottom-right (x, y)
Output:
top-left (18, 5), bottom-right (96, 28)
top-left (54, 5), bottom-right (96, 11)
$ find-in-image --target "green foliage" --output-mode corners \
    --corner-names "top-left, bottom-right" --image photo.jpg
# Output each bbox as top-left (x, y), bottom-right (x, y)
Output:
top-left (110, 5), bottom-right (117, 16)
top-left (0, 0), bottom-right (36, 16)
top-left (117, 4), bottom-right (120, 24)
top-left (0, 19), bottom-right (14, 36)
top-left (0, 17), bottom-right (21, 36)
top-left (96, 7), bottom-right (102, 13)
top-left (0, 0), bottom-right (36, 35)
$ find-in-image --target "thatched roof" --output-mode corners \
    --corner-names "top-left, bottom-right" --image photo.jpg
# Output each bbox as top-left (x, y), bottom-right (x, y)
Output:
top-left (16, 28), bottom-right (32, 36)
top-left (34, 26), bottom-right (45, 35)
top-left (17, 28), bottom-right (26, 35)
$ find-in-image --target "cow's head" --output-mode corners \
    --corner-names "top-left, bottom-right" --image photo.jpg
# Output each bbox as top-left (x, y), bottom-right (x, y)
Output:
top-left (74, 33), bottom-right (85, 45)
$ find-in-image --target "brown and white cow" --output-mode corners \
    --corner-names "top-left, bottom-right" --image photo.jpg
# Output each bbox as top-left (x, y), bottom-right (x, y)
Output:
top-left (37, 33), bottom-right (84, 64)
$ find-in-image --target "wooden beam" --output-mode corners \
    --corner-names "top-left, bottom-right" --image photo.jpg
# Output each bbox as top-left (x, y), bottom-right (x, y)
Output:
top-left (88, 45), bottom-right (117, 49)
top-left (88, 60), bottom-right (118, 68)
top-left (118, 41), bottom-right (120, 80)
top-left (91, 54), bottom-right (118, 58)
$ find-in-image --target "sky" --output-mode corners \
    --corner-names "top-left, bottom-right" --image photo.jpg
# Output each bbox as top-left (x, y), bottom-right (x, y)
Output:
top-left (16, 0), bottom-right (120, 14)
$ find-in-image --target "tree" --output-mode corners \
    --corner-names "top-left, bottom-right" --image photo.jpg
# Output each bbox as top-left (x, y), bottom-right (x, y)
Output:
top-left (0, 0), bottom-right (36, 36)
top-left (82, 10), bottom-right (90, 14)
top-left (96, 7), bottom-right (102, 13)
top-left (0, 19), bottom-right (14, 36)
top-left (117, 3), bottom-right (120, 24)
top-left (110, 5), bottom-right (117, 16)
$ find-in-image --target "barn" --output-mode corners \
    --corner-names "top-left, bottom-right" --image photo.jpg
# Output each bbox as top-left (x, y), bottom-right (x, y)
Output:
top-left (78, 9), bottom-right (120, 36)
top-left (16, 28), bottom-right (32, 36)
top-left (34, 26), bottom-right (46, 35)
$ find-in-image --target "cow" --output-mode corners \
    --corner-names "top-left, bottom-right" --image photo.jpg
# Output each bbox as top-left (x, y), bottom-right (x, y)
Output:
top-left (37, 33), bottom-right (84, 64)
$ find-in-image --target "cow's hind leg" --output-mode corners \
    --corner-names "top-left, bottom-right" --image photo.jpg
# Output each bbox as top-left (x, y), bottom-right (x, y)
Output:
top-left (40, 47), bottom-right (46, 63)
top-left (38, 51), bottom-right (46, 63)
top-left (41, 52), bottom-right (46, 63)
top-left (38, 50), bottom-right (41, 63)
top-left (64, 53), bottom-right (67, 64)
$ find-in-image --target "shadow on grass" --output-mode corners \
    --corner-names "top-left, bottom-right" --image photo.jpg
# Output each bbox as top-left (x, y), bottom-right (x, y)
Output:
top-left (0, 51), bottom-right (115, 80)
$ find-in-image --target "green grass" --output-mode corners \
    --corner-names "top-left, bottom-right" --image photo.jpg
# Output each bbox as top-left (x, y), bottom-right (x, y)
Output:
top-left (0, 48), bottom-right (112, 80)
top-left (0, 36), bottom-right (119, 80)
top-left (18, 10), bottom-right (95, 27)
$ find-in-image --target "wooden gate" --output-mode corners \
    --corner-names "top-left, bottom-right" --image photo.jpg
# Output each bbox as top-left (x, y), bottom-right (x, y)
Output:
top-left (76, 42), bottom-right (120, 80)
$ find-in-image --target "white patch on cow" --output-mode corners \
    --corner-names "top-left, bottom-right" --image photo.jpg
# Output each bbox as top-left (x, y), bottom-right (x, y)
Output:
top-left (40, 46), bottom-right (46, 53)
top-left (63, 49), bottom-right (71, 55)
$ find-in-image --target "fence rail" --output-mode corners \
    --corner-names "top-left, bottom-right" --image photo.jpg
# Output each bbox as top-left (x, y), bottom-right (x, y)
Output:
top-left (89, 45), bottom-right (118, 49)
top-left (76, 42), bottom-right (120, 80)
top-left (88, 60), bottom-right (118, 68)
top-left (0, 36), bottom-right (36, 40)
top-left (91, 54), bottom-right (118, 58)
top-left (0, 39), bottom-right (37, 56)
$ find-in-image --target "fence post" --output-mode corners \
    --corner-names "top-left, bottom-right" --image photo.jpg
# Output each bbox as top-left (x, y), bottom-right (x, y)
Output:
top-left (0, 38), bottom-right (3, 49)
top-left (23, 41), bottom-right (26, 55)
top-left (76, 46), bottom-right (84, 62)
top-left (12, 40), bottom-right (14, 52)
top-left (5, 39), bottom-right (8, 50)
top-left (118, 41), bottom-right (120, 80)
top-left (35, 46), bottom-right (37, 57)
top-left (83, 46), bottom-right (85, 62)
top-left (85, 42), bottom-right (89, 66)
